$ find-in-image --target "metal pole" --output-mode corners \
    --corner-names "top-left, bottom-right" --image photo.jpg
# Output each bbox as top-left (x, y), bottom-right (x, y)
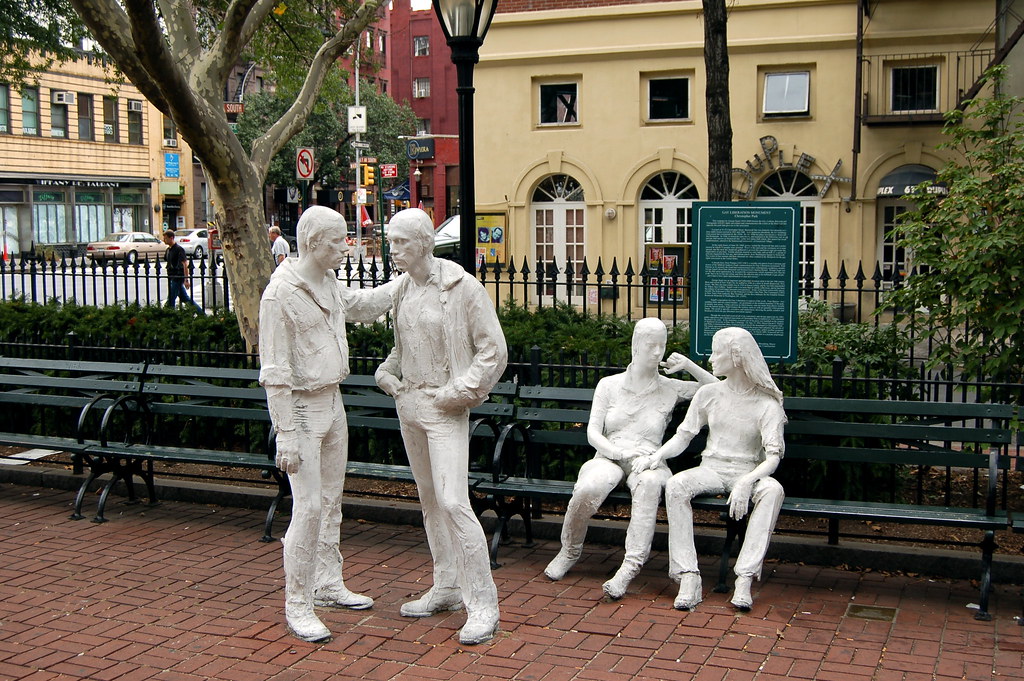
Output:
top-left (450, 37), bottom-right (480, 275)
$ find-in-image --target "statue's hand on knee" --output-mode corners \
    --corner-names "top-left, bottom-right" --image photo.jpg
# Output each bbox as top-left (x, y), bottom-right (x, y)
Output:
top-left (275, 432), bottom-right (302, 475)
top-left (727, 478), bottom-right (754, 520)
top-left (631, 454), bottom-right (656, 475)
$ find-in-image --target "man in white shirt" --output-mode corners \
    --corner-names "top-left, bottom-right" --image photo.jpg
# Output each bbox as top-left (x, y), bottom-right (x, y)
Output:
top-left (259, 207), bottom-right (393, 642)
top-left (269, 225), bottom-right (290, 266)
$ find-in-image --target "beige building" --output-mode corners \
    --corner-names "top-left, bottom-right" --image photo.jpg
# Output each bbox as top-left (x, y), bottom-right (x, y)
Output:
top-left (0, 53), bottom-right (195, 258)
top-left (474, 0), bottom-right (1002, 310)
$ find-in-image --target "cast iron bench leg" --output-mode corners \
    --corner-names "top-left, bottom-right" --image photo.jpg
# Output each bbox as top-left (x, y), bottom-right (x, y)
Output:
top-left (714, 515), bottom-right (745, 593)
top-left (92, 474), bottom-right (120, 523)
top-left (70, 469), bottom-right (100, 520)
top-left (261, 474), bottom-right (289, 543)
top-left (974, 530), bottom-right (996, 621)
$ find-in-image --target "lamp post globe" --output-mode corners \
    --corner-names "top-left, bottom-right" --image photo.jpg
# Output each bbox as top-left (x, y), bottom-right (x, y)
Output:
top-left (432, 0), bottom-right (499, 274)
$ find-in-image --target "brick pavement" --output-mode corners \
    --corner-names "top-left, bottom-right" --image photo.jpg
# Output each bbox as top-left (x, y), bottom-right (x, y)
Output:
top-left (1, 483), bottom-right (1022, 681)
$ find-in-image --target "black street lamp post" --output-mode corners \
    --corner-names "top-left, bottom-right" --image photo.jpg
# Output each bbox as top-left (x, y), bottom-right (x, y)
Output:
top-left (432, 0), bottom-right (499, 275)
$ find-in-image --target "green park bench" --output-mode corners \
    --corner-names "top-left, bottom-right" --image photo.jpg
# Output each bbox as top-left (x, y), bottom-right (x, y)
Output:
top-left (475, 385), bottom-right (1014, 621)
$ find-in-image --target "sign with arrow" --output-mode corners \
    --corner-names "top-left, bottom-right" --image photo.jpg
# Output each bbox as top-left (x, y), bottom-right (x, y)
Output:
top-left (347, 106), bottom-right (367, 134)
top-left (296, 147), bottom-right (315, 180)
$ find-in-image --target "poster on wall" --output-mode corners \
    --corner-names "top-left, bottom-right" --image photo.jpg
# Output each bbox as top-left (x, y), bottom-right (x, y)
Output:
top-left (475, 213), bottom-right (507, 266)
top-left (690, 201), bottom-right (799, 363)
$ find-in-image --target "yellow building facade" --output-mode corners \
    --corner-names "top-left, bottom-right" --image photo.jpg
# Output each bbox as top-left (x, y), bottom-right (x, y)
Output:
top-left (0, 54), bottom-right (195, 258)
top-left (473, 0), bottom-right (995, 311)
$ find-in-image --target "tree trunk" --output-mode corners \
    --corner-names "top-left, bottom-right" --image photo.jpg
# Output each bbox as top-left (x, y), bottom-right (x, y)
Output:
top-left (703, 0), bottom-right (733, 202)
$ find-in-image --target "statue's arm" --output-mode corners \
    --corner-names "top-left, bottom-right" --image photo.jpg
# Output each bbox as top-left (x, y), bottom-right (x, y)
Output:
top-left (586, 381), bottom-right (621, 461)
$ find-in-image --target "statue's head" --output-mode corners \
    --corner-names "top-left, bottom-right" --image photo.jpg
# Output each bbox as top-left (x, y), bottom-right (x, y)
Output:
top-left (386, 208), bottom-right (435, 271)
top-left (631, 317), bottom-right (667, 355)
top-left (297, 206), bottom-right (347, 256)
top-left (711, 327), bottom-right (782, 402)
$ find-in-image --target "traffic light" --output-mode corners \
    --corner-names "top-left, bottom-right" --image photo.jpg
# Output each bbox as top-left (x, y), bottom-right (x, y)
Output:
top-left (362, 164), bottom-right (375, 186)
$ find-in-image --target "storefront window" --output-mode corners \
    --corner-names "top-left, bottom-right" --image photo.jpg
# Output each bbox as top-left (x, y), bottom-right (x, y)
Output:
top-left (32, 191), bottom-right (67, 245)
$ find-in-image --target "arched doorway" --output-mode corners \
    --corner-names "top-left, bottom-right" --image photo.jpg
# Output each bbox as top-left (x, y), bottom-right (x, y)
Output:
top-left (531, 174), bottom-right (586, 303)
top-left (757, 169), bottom-right (820, 287)
top-left (639, 171), bottom-right (699, 304)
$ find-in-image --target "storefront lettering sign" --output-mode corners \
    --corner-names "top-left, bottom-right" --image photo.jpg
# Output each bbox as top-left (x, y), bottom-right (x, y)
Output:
top-left (37, 179), bottom-right (120, 188)
top-left (731, 135), bottom-right (848, 199)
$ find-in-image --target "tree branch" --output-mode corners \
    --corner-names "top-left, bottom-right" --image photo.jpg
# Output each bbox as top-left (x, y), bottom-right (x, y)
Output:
top-left (250, 0), bottom-right (385, 175)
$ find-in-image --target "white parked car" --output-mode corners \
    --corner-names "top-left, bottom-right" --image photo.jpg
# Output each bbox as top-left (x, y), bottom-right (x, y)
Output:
top-left (174, 228), bottom-right (209, 258)
top-left (433, 215), bottom-right (461, 260)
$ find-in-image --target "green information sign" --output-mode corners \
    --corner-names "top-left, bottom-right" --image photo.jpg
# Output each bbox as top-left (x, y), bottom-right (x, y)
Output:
top-left (691, 201), bottom-right (799, 362)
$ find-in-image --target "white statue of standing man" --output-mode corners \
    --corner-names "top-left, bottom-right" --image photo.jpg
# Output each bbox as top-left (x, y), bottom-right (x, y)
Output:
top-left (375, 208), bottom-right (507, 645)
top-left (544, 318), bottom-right (717, 598)
top-left (258, 206), bottom-right (394, 642)
top-left (633, 326), bottom-right (786, 611)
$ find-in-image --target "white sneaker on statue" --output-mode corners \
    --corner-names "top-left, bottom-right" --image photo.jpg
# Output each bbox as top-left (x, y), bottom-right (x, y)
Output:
top-left (314, 585), bottom-right (374, 610)
top-left (400, 586), bottom-right (463, 617)
top-left (673, 572), bottom-right (703, 611)
top-left (543, 549), bottom-right (579, 581)
top-left (459, 611), bottom-right (499, 645)
top-left (731, 575), bottom-right (753, 611)
top-left (285, 607), bottom-right (331, 643)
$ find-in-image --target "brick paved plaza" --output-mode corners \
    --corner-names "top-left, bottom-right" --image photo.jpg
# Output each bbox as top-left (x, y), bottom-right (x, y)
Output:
top-left (1, 483), bottom-right (1022, 681)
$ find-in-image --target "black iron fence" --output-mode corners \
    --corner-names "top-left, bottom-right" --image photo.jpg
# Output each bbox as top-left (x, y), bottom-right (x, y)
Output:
top-left (0, 252), bottom-right (895, 322)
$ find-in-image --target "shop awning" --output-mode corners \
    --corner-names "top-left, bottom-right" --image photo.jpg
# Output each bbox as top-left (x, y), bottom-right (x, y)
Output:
top-left (875, 164), bottom-right (947, 197)
top-left (383, 180), bottom-right (410, 201)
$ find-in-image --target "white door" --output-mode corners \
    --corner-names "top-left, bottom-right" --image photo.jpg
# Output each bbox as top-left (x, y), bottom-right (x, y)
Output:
top-left (531, 174), bottom-right (586, 304)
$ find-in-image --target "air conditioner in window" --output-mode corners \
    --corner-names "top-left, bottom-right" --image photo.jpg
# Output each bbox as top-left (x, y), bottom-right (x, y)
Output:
top-left (52, 91), bottom-right (75, 105)
top-left (128, 100), bottom-right (144, 112)
top-left (163, 138), bottom-right (178, 148)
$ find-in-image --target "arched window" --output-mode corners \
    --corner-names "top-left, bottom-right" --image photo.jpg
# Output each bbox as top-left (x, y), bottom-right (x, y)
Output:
top-left (531, 174), bottom-right (586, 302)
top-left (757, 169), bottom-right (820, 281)
top-left (639, 171), bottom-right (699, 304)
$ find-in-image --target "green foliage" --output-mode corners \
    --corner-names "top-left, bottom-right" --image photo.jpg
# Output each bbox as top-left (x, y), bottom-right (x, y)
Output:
top-left (0, 299), bottom-right (244, 350)
top-left (787, 297), bottom-right (915, 380)
top-left (235, 75), bottom-right (417, 191)
top-left (883, 66), bottom-right (1024, 386)
top-left (0, 0), bottom-right (90, 84)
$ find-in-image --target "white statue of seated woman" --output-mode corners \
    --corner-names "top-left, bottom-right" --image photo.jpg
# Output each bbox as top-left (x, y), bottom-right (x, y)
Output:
top-left (632, 326), bottom-right (786, 612)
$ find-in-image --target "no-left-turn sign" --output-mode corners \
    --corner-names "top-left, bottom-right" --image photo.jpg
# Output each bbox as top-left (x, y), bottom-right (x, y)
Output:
top-left (296, 147), bottom-right (315, 180)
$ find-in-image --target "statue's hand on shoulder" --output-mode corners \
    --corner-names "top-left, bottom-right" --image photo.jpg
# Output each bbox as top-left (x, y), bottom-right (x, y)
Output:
top-left (275, 431), bottom-right (302, 475)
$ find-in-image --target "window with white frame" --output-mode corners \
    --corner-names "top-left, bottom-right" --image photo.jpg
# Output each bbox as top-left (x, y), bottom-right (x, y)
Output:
top-left (878, 202), bottom-right (911, 283)
top-left (890, 64), bottom-right (938, 112)
top-left (539, 82), bottom-right (578, 125)
top-left (413, 36), bottom-right (430, 56)
top-left (413, 78), bottom-right (430, 98)
top-left (647, 76), bottom-right (690, 121)
top-left (416, 118), bottom-right (431, 135)
top-left (50, 100), bottom-right (68, 138)
top-left (763, 71), bottom-right (810, 116)
top-left (0, 85), bottom-right (9, 134)
top-left (21, 87), bottom-right (39, 135)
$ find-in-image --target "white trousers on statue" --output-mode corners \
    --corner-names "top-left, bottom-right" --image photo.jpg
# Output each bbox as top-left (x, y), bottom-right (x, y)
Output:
top-left (665, 462), bottom-right (784, 580)
top-left (396, 390), bottom-right (498, 618)
top-left (282, 388), bottom-right (351, 610)
top-left (560, 456), bottom-right (672, 569)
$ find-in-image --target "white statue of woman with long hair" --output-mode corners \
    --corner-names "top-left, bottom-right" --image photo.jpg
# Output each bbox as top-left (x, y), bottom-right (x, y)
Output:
top-left (632, 327), bottom-right (786, 612)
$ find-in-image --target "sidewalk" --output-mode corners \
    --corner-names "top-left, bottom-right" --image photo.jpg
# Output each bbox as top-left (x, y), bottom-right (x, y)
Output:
top-left (1, 483), bottom-right (1022, 681)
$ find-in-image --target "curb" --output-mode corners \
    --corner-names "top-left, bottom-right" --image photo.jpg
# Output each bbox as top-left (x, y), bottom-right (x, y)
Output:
top-left (3, 464), bottom-right (1023, 584)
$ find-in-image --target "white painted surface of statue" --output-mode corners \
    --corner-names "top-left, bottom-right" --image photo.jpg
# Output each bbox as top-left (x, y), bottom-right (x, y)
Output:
top-left (258, 206), bottom-right (393, 642)
top-left (543, 318), bottom-right (717, 599)
top-left (375, 208), bottom-right (507, 645)
top-left (633, 326), bottom-right (786, 612)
